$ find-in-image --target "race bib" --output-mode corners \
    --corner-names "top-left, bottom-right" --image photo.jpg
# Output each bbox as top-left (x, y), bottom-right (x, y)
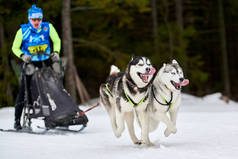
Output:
top-left (28, 44), bottom-right (48, 53)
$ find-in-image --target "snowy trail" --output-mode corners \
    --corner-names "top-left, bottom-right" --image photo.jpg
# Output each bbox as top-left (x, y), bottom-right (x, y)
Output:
top-left (0, 93), bottom-right (238, 159)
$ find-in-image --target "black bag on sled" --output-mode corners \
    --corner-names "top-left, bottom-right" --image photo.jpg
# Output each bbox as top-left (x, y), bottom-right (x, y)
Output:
top-left (27, 64), bottom-right (88, 128)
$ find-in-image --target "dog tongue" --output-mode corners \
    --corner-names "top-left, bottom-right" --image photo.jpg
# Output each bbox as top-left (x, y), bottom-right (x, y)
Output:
top-left (141, 67), bottom-right (156, 83)
top-left (141, 75), bottom-right (147, 83)
top-left (148, 67), bottom-right (156, 75)
top-left (177, 79), bottom-right (189, 86)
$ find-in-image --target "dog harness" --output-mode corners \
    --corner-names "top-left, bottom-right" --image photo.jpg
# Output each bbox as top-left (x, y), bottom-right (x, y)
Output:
top-left (105, 83), bottom-right (147, 107)
top-left (123, 89), bottom-right (147, 107)
top-left (152, 85), bottom-right (173, 111)
top-left (105, 83), bottom-right (113, 97)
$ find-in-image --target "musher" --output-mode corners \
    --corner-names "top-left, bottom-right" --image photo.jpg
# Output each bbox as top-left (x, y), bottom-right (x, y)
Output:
top-left (12, 4), bottom-right (61, 130)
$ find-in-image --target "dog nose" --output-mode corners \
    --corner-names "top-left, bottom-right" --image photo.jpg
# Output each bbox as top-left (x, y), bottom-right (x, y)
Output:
top-left (179, 78), bottom-right (184, 82)
top-left (146, 67), bottom-right (151, 73)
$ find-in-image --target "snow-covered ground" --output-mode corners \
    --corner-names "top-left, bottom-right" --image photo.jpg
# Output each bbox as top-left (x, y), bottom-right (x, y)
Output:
top-left (0, 93), bottom-right (238, 159)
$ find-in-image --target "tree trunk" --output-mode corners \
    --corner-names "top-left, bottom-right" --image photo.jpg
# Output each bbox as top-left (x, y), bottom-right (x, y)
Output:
top-left (175, 0), bottom-right (183, 46)
top-left (175, 0), bottom-right (189, 92)
top-left (151, 0), bottom-right (159, 55)
top-left (62, 0), bottom-right (77, 100)
top-left (73, 66), bottom-right (91, 105)
top-left (218, 0), bottom-right (231, 97)
top-left (175, 0), bottom-right (183, 31)
top-left (0, 22), bottom-right (13, 104)
top-left (161, 0), bottom-right (174, 59)
top-left (0, 23), bottom-right (4, 48)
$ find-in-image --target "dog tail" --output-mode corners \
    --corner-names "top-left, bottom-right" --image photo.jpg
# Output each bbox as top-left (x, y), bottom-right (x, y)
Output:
top-left (110, 65), bottom-right (120, 75)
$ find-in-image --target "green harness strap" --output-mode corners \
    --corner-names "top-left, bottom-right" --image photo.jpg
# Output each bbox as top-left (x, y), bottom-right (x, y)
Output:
top-left (159, 94), bottom-right (173, 111)
top-left (105, 83), bottom-right (147, 107)
top-left (123, 89), bottom-right (146, 107)
top-left (152, 86), bottom-right (174, 112)
top-left (105, 83), bottom-right (113, 97)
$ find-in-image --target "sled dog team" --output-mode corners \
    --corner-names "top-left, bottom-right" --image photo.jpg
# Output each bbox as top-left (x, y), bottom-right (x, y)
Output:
top-left (99, 56), bottom-right (189, 146)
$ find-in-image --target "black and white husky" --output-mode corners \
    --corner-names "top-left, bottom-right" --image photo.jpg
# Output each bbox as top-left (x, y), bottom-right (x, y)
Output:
top-left (99, 56), bottom-right (156, 145)
top-left (145, 59), bottom-right (189, 145)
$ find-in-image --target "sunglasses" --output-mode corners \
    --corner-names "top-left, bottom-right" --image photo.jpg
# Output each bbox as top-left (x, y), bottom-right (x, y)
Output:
top-left (31, 18), bottom-right (42, 22)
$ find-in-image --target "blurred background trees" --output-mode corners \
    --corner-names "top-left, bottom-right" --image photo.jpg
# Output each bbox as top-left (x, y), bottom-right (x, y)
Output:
top-left (0, 0), bottom-right (238, 107)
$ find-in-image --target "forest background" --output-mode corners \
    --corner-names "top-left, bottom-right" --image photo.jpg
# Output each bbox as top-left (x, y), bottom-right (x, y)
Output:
top-left (0, 0), bottom-right (238, 107)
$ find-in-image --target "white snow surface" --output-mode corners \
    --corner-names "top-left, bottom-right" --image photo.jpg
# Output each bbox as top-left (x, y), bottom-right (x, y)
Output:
top-left (0, 93), bottom-right (238, 159)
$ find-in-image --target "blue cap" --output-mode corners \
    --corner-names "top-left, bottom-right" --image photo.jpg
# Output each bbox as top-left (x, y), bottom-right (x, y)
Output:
top-left (28, 5), bottom-right (43, 20)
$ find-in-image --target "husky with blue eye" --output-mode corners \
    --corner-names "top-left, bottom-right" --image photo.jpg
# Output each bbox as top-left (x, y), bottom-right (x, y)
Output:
top-left (99, 56), bottom-right (156, 146)
top-left (144, 59), bottom-right (189, 145)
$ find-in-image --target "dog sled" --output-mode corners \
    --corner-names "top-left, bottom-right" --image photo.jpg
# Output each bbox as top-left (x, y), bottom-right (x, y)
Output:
top-left (1, 52), bottom-right (89, 134)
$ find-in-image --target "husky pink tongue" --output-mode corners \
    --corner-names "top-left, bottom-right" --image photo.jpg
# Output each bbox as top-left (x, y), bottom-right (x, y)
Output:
top-left (176, 79), bottom-right (189, 86)
top-left (148, 67), bottom-right (156, 75)
top-left (141, 74), bottom-right (148, 83)
top-left (141, 67), bottom-right (156, 83)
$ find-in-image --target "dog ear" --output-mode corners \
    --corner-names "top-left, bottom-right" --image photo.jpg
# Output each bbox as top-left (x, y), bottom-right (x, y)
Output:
top-left (131, 55), bottom-right (136, 61)
top-left (172, 59), bottom-right (178, 64)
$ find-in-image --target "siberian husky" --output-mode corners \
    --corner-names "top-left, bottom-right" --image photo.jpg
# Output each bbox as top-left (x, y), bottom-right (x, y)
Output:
top-left (146, 59), bottom-right (189, 144)
top-left (99, 56), bottom-right (156, 145)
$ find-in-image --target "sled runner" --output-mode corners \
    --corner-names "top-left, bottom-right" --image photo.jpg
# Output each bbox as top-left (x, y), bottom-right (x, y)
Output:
top-left (0, 126), bottom-right (86, 135)
top-left (20, 52), bottom-right (88, 132)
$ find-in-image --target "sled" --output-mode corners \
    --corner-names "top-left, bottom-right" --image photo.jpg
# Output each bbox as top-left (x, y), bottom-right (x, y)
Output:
top-left (20, 52), bottom-right (88, 132)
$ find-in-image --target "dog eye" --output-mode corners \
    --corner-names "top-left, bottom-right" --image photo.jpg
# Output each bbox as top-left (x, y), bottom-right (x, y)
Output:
top-left (146, 61), bottom-right (151, 66)
top-left (171, 72), bottom-right (176, 75)
top-left (138, 63), bottom-right (144, 66)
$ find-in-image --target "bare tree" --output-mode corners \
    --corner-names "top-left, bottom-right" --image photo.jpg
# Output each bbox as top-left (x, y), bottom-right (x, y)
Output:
top-left (0, 23), bottom-right (4, 48)
top-left (0, 22), bottom-right (13, 104)
top-left (160, 0), bottom-right (174, 59)
top-left (175, 0), bottom-right (187, 68)
top-left (62, 0), bottom-right (76, 100)
top-left (151, 0), bottom-right (159, 55)
top-left (175, 0), bottom-right (183, 46)
top-left (62, 0), bottom-right (90, 103)
top-left (217, 0), bottom-right (231, 97)
top-left (175, 0), bottom-right (190, 92)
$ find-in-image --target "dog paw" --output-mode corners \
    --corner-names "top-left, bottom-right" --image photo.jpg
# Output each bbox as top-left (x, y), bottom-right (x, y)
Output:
top-left (164, 128), bottom-right (172, 137)
top-left (114, 132), bottom-right (122, 138)
top-left (140, 140), bottom-right (154, 146)
top-left (134, 140), bottom-right (143, 145)
top-left (171, 127), bottom-right (177, 134)
top-left (164, 126), bottom-right (177, 137)
top-left (146, 142), bottom-right (154, 147)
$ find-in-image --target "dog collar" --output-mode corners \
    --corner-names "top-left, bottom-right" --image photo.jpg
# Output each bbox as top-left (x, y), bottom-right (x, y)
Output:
top-left (152, 85), bottom-right (173, 111)
top-left (123, 89), bottom-right (147, 107)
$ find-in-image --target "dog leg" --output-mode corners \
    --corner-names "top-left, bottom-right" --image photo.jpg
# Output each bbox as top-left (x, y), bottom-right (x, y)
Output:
top-left (137, 111), bottom-right (153, 146)
top-left (168, 109), bottom-right (178, 135)
top-left (114, 109), bottom-right (125, 138)
top-left (157, 113), bottom-right (176, 137)
top-left (124, 112), bottom-right (142, 145)
top-left (108, 106), bottom-right (121, 138)
top-left (100, 91), bottom-right (122, 138)
top-left (169, 109), bottom-right (178, 126)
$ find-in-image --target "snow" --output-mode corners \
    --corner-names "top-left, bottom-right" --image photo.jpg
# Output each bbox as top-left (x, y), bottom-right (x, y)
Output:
top-left (1, 93), bottom-right (238, 159)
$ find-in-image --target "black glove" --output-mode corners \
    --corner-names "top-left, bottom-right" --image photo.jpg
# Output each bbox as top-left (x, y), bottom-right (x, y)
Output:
top-left (51, 52), bottom-right (60, 61)
top-left (21, 54), bottom-right (31, 63)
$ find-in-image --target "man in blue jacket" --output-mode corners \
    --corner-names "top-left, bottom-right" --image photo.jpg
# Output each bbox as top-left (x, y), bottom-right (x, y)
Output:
top-left (12, 4), bottom-right (61, 130)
